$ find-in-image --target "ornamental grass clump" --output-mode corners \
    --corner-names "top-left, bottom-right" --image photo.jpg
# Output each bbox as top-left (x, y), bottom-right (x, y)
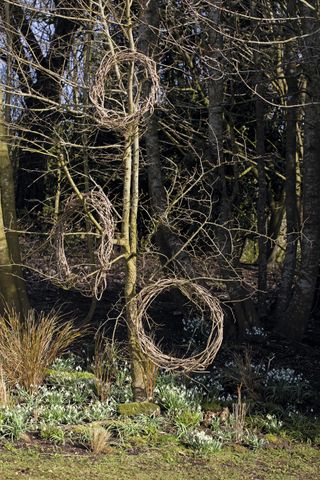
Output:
top-left (93, 332), bottom-right (121, 402)
top-left (0, 367), bottom-right (9, 406)
top-left (0, 308), bottom-right (82, 392)
top-left (90, 426), bottom-right (112, 454)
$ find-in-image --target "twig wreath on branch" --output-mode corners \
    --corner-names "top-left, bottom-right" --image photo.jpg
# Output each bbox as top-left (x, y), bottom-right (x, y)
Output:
top-left (90, 51), bottom-right (159, 131)
top-left (134, 278), bottom-right (223, 372)
top-left (53, 189), bottom-right (115, 300)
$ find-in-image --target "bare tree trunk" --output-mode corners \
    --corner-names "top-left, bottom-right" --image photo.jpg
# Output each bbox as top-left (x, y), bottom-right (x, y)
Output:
top-left (0, 191), bottom-right (22, 313)
top-left (279, 4), bottom-right (320, 339)
top-left (120, 1), bottom-right (151, 402)
top-left (139, 0), bottom-right (193, 277)
top-left (275, 0), bottom-right (299, 321)
top-left (267, 192), bottom-right (286, 267)
top-left (126, 125), bottom-right (151, 401)
top-left (207, 1), bottom-right (258, 336)
top-left (255, 83), bottom-right (268, 318)
top-left (0, 87), bottom-right (29, 315)
top-left (82, 11), bottom-right (97, 324)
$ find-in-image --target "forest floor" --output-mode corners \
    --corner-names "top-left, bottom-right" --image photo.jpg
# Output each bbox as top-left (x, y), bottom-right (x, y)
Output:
top-left (25, 261), bottom-right (320, 398)
top-left (0, 442), bottom-right (319, 480)
top-left (9, 242), bottom-right (319, 480)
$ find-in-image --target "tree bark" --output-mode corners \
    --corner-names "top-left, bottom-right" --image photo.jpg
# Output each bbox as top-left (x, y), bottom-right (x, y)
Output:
top-left (139, 0), bottom-right (194, 277)
top-left (0, 88), bottom-right (29, 314)
top-left (207, 1), bottom-right (258, 336)
top-left (0, 190), bottom-right (21, 314)
top-left (275, 0), bottom-right (300, 321)
top-left (255, 83), bottom-right (268, 318)
top-left (279, 4), bottom-right (320, 340)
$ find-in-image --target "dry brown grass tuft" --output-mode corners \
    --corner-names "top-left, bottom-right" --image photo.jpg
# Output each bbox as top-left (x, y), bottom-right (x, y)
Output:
top-left (0, 308), bottom-right (82, 392)
top-left (93, 332), bottom-right (121, 402)
top-left (0, 366), bottom-right (9, 406)
top-left (90, 427), bottom-right (112, 455)
top-left (225, 349), bottom-right (262, 401)
top-left (232, 385), bottom-right (247, 442)
top-left (144, 356), bottom-right (159, 401)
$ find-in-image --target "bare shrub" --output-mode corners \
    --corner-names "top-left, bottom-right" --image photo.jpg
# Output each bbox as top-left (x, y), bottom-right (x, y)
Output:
top-left (0, 308), bottom-right (82, 392)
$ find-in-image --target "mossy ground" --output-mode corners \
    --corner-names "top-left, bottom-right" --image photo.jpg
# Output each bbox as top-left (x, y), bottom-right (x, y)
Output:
top-left (0, 443), bottom-right (319, 480)
top-left (117, 402), bottom-right (160, 417)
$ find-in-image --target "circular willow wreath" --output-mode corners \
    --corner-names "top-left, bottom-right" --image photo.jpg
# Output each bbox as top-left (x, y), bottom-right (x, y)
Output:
top-left (90, 51), bottom-right (159, 131)
top-left (53, 189), bottom-right (115, 300)
top-left (135, 278), bottom-right (223, 372)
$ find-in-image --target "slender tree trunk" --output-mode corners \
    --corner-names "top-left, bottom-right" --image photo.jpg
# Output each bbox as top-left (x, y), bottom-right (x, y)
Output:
top-left (207, 1), bottom-right (258, 336)
top-left (139, 0), bottom-right (193, 277)
top-left (252, 1), bottom-right (270, 319)
top-left (2, 6), bottom-right (29, 312)
top-left (125, 127), bottom-right (149, 401)
top-left (275, 0), bottom-right (299, 321)
top-left (255, 83), bottom-right (268, 318)
top-left (0, 191), bottom-right (21, 313)
top-left (121, 1), bottom-right (150, 401)
top-left (0, 87), bottom-right (29, 315)
top-left (267, 192), bottom-right (286, 266)
top-left (82, 12), bottom-right (97, 324)
top-left (122, 125), bottom-right (149, 401)
top-left (279, 4), bottom-right (320, 339)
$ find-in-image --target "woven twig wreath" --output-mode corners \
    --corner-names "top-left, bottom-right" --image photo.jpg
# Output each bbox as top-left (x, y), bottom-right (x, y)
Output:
top-left (135, 278), bottom-right (223, 372)
top-left (53, 189), bottom-right (115, 300)
top-left (90, 51), bottom-right (159, 131)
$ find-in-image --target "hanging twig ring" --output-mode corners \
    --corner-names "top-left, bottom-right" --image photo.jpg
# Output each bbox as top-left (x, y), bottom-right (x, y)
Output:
top-left (134, 278), bottom-right (223, 372)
